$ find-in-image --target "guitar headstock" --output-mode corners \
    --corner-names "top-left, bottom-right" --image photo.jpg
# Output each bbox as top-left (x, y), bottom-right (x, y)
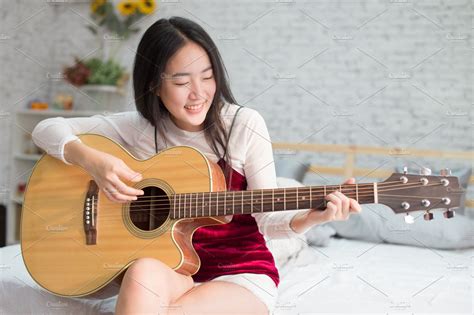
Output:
top-left (378, 168), bottom-right (465, 222)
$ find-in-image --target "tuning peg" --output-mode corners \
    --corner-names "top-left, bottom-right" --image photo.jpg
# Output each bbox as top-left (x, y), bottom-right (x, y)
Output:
top-left (423, 211), bottom-right (434, 221)
top-left (443, 209), bottom-right (455, 219)
top-left (403, 166), bottom-right (408, 174)
top-left (420, 167), bottom-right (432, 176)
top-left (440, 168), bottom-right (452, 176)
top-left (404, 213), bottom-right (414, 224)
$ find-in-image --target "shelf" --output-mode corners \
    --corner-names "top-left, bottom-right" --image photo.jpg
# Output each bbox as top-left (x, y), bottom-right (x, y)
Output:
top-left (14, 153), bottom-right (42, 161)
top-left (11, 196), bottom-right (23, 204)
top-left (16, 109), bottom-right (116, 117)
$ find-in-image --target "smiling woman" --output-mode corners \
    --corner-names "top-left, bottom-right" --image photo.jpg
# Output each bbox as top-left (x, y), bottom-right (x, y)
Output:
top-left (29, 16), bottom-right (361, 315)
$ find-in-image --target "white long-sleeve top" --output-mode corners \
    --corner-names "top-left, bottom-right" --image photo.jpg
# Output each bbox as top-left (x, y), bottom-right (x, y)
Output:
top-left (32, 103), bottom-right (311, 239)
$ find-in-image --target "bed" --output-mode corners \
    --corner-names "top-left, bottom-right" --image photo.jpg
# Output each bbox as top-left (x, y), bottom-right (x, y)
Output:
top-left (1, 142), bottom-right (472, 314)
top-left (1, 237), bottom-right (472, 314)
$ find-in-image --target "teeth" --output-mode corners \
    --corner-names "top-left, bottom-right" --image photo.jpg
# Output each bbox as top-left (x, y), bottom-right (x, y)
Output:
top-left (185, 103), bottom-right (203, 110)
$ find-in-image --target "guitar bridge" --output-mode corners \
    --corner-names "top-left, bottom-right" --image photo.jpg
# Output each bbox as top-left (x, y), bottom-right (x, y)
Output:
top-left (84, 180), bottom-right (99, 245)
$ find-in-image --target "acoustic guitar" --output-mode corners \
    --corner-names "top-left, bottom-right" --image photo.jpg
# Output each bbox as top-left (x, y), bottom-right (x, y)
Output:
top-left (20, 134), bottom-right (464, 297)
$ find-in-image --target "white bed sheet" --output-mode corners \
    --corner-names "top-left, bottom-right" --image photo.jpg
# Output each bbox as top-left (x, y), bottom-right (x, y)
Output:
top-left (275, 238), bottom-right (473, 314)
top-left (1, 239), bottom-right (472, 314)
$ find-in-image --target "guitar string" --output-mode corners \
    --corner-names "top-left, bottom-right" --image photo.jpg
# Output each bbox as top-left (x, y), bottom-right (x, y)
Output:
top-left (94, 183), bottom-right (457, 218)
top-left (98, 181), bottom-right (454, 209)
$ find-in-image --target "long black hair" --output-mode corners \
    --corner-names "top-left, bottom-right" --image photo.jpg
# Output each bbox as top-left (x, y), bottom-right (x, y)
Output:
top-left (133, 16), bottom-right (238, 186)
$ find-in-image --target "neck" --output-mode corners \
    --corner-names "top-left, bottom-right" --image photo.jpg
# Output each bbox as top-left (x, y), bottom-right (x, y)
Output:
top-left (170, 183), bottom-right (376, 219)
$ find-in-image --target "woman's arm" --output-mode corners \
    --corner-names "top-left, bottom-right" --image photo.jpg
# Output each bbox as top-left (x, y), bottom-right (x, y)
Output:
top-left (32, 112), bottom-right (145, 202)
top-left (31, 111), bottom-right (142, 165)
top-left (243, 109), bottom-right (361, 239)
top-left (242, 109), bottom-right (308, 239)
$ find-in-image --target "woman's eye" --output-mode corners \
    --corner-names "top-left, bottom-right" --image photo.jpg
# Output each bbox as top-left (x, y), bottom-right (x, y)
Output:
top-left (174, 82), bottom-right (189, 86)
top-left (203, 76), bottom-right (213, 80)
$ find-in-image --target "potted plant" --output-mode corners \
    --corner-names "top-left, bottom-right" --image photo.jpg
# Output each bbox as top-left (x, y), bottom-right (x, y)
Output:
top-left (63, 57), bottom-right (129, 111)
top-left (61, 0), bottom-right (156, 111)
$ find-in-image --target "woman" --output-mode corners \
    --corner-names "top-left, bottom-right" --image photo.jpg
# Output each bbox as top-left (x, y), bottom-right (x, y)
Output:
top-left (32, 17), bottom-right (361, 314)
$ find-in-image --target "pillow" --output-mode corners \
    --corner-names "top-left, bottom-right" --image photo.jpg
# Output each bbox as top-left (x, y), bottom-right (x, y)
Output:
top-left (326, 203), bottom-right (474, 249)
top-left (273, 154), bottom-right (310, 182)
top-left (395, 166), bottom-right (472, 216)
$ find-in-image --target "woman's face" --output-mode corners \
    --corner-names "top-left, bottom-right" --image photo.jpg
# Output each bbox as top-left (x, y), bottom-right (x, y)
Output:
top-left (158, 41), bottom-right (216, 132)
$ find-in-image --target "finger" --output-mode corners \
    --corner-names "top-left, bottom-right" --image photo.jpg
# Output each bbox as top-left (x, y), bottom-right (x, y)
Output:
top-left (334, 191), bottom-right (350, 218)
top-left (113, 176), bottom-right (144, 197)
top-left (117, 166), bottom-right (143, 183)
top-left (343, 177), bottom-right (356, 185)
top-left (349, 198), bottom-right (362, 213)
top-left (324, 201), bottom-right (338, 221)
top-left (103, 187), bottom-right (126, 204)
top-left (105, 184), bottom-right (137, 202)
top-left (325, 193), bottom-right (342, 211)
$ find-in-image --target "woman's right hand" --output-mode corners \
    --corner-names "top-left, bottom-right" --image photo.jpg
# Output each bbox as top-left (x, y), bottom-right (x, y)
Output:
top-left (64, 140), bottom-right (144, 203)
top-left (85, 150), bottom-right (145, 203)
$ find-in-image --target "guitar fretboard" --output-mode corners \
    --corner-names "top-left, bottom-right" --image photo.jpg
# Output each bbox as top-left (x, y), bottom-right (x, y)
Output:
top-left (169, 184), bottom-right (376, 219)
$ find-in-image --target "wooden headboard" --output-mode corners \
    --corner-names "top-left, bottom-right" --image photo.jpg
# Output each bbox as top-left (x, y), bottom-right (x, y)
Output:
top-left (272, 142), bottom-right (474, 208)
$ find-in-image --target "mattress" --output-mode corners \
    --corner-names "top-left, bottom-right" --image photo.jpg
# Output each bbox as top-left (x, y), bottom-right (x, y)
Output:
top-left (1, 238), bottom-right (472, 314)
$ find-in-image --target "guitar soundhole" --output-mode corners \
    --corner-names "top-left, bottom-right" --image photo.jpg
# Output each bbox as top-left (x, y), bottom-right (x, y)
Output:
top-left (129, 186), bottom-right (170, 231)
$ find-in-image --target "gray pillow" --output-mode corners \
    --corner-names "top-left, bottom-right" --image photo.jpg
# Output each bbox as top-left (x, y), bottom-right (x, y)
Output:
top-left (325, 203), bottom-right (473, 249)
top-left (273, 155), bottom-right (310, 182)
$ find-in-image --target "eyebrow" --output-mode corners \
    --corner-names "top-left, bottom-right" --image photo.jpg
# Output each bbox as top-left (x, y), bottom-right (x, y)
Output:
top-left (171, 65), bottom-right (213, 78)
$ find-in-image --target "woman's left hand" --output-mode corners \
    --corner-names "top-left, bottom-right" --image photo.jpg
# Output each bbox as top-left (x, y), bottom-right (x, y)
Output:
top-left (290, 178), bottom-right (362, 233)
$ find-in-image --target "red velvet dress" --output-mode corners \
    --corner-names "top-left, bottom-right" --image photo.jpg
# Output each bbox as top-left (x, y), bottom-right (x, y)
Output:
top-left (191, 158), bottom-right (280, 287)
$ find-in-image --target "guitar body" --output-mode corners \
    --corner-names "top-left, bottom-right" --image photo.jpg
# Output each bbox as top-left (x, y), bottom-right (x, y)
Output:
top-left (21, 134), bottom-right (229, 297)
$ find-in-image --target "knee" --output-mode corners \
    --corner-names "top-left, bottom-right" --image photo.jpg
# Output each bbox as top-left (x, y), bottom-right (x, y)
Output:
top-left (122, 258), bottom-right (173, 300)
top-left (127, 257), bottom-right (170, 277)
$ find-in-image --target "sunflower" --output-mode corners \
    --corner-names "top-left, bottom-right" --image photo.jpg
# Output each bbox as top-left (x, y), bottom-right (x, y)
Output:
top-left (90, 0), bottom-right (106, 13)
top-left (117, 0), bottom-right (137, 16)
top-left (137, 0), bottom-right (156, 15)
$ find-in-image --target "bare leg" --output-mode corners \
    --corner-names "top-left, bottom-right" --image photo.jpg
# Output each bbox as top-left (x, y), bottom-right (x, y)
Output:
top-left (166, 281), bottom-right (270, 315)
top-left (115, 258), bottom-right (194, 315)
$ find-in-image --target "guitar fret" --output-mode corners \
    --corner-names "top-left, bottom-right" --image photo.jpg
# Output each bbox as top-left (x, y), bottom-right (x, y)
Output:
top-left (184, 194), bottom-right (187, 218)
top-left (356, 183), bottom-right (359, 202)
top-left (296, 187), bottom-right (299, 209)
top-left (224, 191), bottom-right (226, 215)
top-left (232, 191), bottom-right (235, 215)
top-left (195, 193), bottom-right (198, 218)
top-left (216, 192), bottom-right (219, 216)
top-left (209, 193), bottom-right (211, 216)
top-left (272, 189), bottom-right (274, 212)
top-left (179, 194), bottom-right (182, 218)
top-left (310, 186), bottom-right (312, 209)
top-left (251, 190), bottom-right (253, 213)
top-left (324, 186), bottom-right (327, 208)
top-left (174, 194), bottom-right (176, 219)
top-left (202, 192), bottom-right (204, 217)
top-left (241, 192), bottom-right (243, 214)
top-left (261, 190), bottom-right (263, 212)
top-left (284, 188), bottom-right (286, 210)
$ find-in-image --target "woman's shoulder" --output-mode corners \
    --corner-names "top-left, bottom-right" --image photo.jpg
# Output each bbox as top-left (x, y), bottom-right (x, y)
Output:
top-left (222, 103), bottom-right (265, 127)
top-left (100, 110), bottom-right (151, 126)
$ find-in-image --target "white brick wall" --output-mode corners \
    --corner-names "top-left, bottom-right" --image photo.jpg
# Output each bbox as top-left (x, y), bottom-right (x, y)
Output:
top-left (0, 0), bottom-right (472, 203)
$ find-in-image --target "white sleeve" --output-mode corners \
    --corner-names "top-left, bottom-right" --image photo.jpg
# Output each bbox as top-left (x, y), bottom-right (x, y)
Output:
top-left (31, 111), bottom-right (143, 165)
top-left (243, 110), bottom-right (309, 239)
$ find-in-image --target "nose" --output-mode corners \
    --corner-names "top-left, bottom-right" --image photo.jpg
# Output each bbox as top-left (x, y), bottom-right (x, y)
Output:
top-left (188, 79), bottom-right (206, 101)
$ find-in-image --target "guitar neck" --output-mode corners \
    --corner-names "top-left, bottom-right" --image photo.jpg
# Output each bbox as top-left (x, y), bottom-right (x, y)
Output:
top-left (170, 183), bottom-right (376, 219)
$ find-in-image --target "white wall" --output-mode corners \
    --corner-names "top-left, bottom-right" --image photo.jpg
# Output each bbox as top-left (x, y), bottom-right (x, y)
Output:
top-left (0, 0), bottom-right (472, 203)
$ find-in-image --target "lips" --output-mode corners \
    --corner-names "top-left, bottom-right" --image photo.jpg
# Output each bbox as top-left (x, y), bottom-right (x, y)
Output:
top-left (184, 102), bottom-right (204, 113)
